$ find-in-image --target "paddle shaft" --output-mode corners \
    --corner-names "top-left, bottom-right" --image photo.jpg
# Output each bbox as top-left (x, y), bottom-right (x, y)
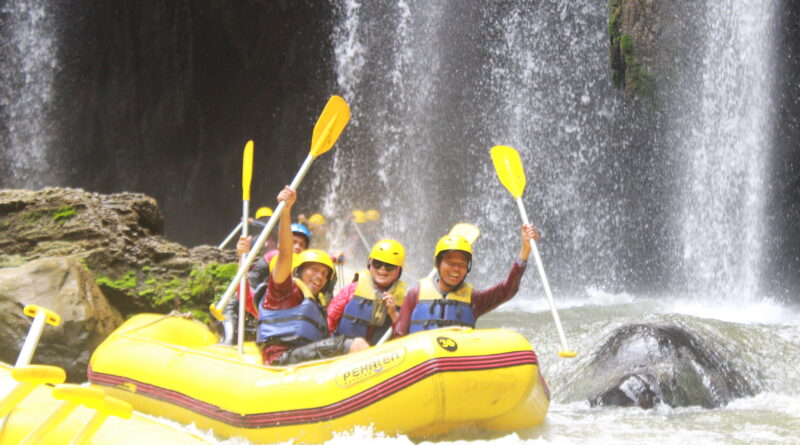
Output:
top-left (351, 220), bottom-right (371, 253)
top-left (237, 200), bottom-right (249, 355)
top-left (515, 197), bottom-right (571, 353)
top-left (219, 222), bottom-right (243, 249)
top-left (214, 154), bottom-right (316, 317)
top-left (16, 310), bottom-right (48, 367)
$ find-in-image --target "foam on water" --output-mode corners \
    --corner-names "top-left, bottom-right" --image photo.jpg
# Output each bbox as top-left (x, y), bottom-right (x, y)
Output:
top-left (663, 296), bottom-right (799, 325)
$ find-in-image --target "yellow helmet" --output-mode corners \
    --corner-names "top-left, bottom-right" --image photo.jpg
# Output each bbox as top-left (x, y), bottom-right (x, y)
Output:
top-left (269, 253), bottom-right (298, 273)
top-left (308, 213), bottom-right (326, 226)
top-left (370, 239), bottom-right (405, 267)
top-left (255, 207), bottom-right (273, 219)
top-left (352, 210), bottom-right (367, 224)
top-left (365, 209), bottom-right (381, 221)
top-left (434, 234), bottom-right (473, 269)
top-left (294, 249), bottom-right (336, 280)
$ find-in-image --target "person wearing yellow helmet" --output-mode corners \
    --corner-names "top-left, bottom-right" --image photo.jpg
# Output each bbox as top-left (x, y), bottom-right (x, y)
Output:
top-left (327, 239), bottom-right (407, 346)
top-left (247, 206), bottom-right (277, 251)
top-left (236, 186), bottom-right (360, 366)
top-left (392, 224), bottom-right (539, 338)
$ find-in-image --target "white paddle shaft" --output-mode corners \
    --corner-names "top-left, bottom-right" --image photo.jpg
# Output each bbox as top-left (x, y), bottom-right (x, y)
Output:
top-left (15, 310), bottom-right (47, 367)
top-left (237, 200), bottom-right (249, 355)
top-left (218, 221), bottom-right (243, 249)
top-left (515, 197), bottom-right (571, 353)
top-left (215, 154), bottom-right (315, 315)
top-left (351, 220), bottom-right (371, 253)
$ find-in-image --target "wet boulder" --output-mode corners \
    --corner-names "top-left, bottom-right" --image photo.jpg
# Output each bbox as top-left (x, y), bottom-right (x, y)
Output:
top-left (586, 324), bottom-right (758, 409)
top-left (0, 256), bottom-right (124, 381)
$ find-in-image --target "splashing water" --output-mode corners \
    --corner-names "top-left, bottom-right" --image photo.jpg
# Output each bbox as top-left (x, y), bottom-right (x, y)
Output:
top-left (0, 0), bottom-right (60, 188)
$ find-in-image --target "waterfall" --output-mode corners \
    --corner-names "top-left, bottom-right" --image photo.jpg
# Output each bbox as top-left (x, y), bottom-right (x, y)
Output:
top-left (326, 0), bottom-right (642, 289)
top-left (0, 0), bottom-right (60, 188)
top-left (669, 1), bottom-right (776, 299)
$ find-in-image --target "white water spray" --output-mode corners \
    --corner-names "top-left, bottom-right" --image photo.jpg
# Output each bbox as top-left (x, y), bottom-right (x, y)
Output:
top-left (0, 0), bottom-right (59, 188)
top-left (672, 1), bottom-right (776, 300)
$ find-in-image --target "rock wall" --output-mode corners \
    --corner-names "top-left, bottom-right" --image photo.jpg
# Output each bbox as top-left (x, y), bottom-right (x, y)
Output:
top-left (0, 188), bottom-right (238, 379)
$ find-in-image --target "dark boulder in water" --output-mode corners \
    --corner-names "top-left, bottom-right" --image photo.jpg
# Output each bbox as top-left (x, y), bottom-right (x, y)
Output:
top-left (587, 324), bottom-right (758, 409)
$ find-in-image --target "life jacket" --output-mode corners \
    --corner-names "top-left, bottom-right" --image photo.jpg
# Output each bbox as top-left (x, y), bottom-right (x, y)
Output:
top-left (409, 277), bottom-right (474, 334)
top-left (256, 278), bottom-right (328, 347)
top-left (335, 271), bottom-right (406, 344)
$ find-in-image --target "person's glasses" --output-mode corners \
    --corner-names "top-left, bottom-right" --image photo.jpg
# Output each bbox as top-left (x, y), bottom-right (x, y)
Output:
top-left (371, 259), bottom-right (397, 272)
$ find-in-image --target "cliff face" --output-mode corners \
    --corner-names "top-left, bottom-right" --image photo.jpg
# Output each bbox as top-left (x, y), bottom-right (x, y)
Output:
top-left (50, 1), bottom-right (334, 246)
top-left (608, 0), bottom-right (659, 101)
top-left (0, 187), bottom-right (239, 379)
top-left (0, 188), bottom-right (237, 315)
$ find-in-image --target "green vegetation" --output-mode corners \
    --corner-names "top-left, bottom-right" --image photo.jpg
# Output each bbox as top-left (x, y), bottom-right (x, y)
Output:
top-left (22, 211), bottom-right (44, 225)
top-left (52, 206), bottom-right (77, 224)
top-left (607, 0), bottom-right (658, 104)
top-left (96, 271), bottom-right (138, 290)
top-left (619, 34), bottom-right (657, 102)
top-left (95, 262), bottom-right (238, 325)
top-left (608, 0), bottom-right (625, 89)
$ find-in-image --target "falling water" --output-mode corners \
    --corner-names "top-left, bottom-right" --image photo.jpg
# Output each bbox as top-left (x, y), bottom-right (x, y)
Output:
top-left (0, 0), bottom-right (59, 188)
top-left (669, 1), bottom-right (776, 300)
top-left (325, 0), bottom-right (651, 291)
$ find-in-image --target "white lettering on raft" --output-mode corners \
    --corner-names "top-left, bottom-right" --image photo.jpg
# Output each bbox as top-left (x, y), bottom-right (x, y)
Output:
top-left (335, 347), bottom-right (406, 388)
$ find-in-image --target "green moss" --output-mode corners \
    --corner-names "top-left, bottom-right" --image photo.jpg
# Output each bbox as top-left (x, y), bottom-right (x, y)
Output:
top-left (52, 206), bottom-right (77, 224)
top-left (607, 0), bottom-right (658, 105)
top-left (77, 258), bottom-right (91, 272)
top-left (22, 211), bottom-right (44, 225)
top-left (94, 262), bottom-right (236, 325)
top-left (608, 0), bottom-right (625, 88)
top-left (619, 34), bottom-right (633, 53)
top-left (618, 33), bottom-right (657, 102)
top-left (96, 271), bottom-right (137, 290)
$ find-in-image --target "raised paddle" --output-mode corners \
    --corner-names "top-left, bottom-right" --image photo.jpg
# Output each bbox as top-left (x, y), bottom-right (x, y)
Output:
top-left (218, 222), bottom-right (243, 249)
top-left (350, 210), bottom-right (372, 253)
top-left (374, 222), bottom-right (481, 347)
top-left (236, 140), bottom-right (254, 354)
top-left (491, 145), bottom-right (577, 358)
top-left (211, 95), bottom-right (351, 322)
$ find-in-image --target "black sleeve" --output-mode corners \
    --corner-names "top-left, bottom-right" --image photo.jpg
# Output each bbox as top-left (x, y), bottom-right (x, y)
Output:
top-left (248, 256), bottom-right (270, 289)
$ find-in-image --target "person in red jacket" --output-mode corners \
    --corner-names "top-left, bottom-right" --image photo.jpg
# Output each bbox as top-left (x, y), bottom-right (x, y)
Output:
top-left (237, 186), bottom-right (364, 366)
top-left (327, 239), bottom-right (407, 345)
top-left (392, 224), bottom-right (538, 338)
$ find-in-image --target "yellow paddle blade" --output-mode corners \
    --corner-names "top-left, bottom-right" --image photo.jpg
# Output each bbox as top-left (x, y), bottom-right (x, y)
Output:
top-left (491, 145), bottom-right (527, 199)
top-left (242, 140), bottom-right (254, 201)
top-left (352, 210), bottom-right (366, 224)
top-left (449, 223), bottom-right (480, 245)
top-left (310, 95), bottom-right (351, 158)
top-left (308, 213), bottom-right (326, 225)
top-left (365, 209), bottom-right (381, 221)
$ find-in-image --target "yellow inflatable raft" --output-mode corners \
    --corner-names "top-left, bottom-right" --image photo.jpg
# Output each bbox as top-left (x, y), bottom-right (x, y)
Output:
top-left (0, 361), bottom-right (209, 444)
top-left (88, 313), bottom-right (549, 443)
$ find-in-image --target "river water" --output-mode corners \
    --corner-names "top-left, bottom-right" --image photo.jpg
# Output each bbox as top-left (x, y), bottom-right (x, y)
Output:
top-left (184, 290), bottom-right (799, 444)
top-left (3, 0), bottom-right (796, 442)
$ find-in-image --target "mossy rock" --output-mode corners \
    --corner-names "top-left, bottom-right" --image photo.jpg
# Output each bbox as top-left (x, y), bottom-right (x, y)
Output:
top-left (95, 261), bottom-right (239, 324)
top-left (607, 0), bottom-right (660, 105)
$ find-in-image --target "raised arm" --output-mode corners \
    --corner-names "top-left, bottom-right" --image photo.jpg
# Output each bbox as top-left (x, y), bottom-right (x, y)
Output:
top-left (271, 186), bottom-right (297, 285)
